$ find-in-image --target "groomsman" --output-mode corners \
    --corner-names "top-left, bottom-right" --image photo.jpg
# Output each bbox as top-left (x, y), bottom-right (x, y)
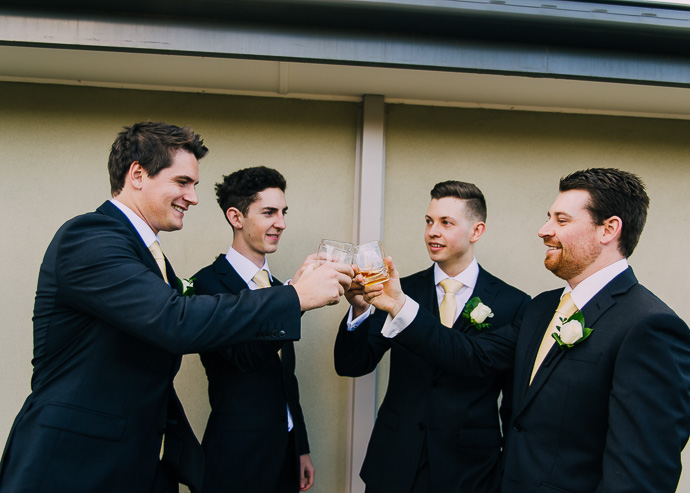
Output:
top-left (193, 166), bottom-right (314, 492)
top-left (0, 122), bottom-right (351, 492)
top-left (335, 181), bottom-right (529, 492)
top-left (363, 168), bottom-right (690, 492)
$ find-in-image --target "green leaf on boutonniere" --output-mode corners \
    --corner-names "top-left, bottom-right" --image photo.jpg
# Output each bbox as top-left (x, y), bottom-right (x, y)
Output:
top-left (552, 311), bottom-right (593, 349)
top-left (177, 277), bottom-right (196, 296)
top-left (460, 296), bottom-right (494, 331)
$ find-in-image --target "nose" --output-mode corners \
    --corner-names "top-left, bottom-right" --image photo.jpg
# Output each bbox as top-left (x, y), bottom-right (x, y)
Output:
top-left (538, 219), bottom-right (553, 239)
top-left (275, 213), bottom-right (286, 230)
top-left (185, 186), bottom-right (199, 206)
top-left (426, 222), bottom-right (440, 237)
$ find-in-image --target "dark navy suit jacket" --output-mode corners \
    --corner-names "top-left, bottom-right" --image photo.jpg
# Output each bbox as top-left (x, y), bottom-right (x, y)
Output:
top-left (334, 265), bottom-right (529, 493)
top-left (392, 267), bottom-right (690, 492)
top-left (0, 201), bottom-right (301, 493)
top-left (193, 255), bottom-right (310, 493)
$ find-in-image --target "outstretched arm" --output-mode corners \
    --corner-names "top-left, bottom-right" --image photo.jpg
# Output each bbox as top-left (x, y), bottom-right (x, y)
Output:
top-left (363, 257), bottom-right (518, 377)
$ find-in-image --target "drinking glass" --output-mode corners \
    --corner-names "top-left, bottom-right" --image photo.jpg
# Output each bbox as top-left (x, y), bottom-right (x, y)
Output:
top-left (353, 241), bottom-right (389, 285)
top-left (317, 239), bottom-right (354, 265)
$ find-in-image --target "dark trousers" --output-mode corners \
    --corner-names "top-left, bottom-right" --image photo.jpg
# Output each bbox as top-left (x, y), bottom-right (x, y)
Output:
top-left (276, 431), bottom-right (298, 493)
top-left (365, 436), bottom-right (432, 493)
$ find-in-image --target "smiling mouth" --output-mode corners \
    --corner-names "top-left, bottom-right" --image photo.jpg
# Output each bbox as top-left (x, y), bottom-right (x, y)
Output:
top-left (172, 205), bottom-right (185, 214)
top-left (429, 242), bottom-right (444, 249)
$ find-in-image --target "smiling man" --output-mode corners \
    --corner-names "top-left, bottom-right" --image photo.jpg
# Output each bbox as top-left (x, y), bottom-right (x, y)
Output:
top-left (362, 168), bottom-right (690, 493)
top-left (0, 123), bottom-right (352, 493)
top-left (334, 181), bottom-right (529, 493)
top-left (192, 166), bottom-right (315, 493)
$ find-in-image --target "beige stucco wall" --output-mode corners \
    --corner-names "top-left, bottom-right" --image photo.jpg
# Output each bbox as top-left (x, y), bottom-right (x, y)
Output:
top-left (1, 81), bottom-right (689, 491)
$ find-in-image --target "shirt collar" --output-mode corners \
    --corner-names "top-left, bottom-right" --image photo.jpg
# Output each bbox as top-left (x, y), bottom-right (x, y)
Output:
top-left (225, 246), bottom-right (272, 287)
top-left (109, 199), bottom-right (159, 248)
top-left (433, 257), bottom-right (479, 290)
top-left (563, 258), bottom-right (629, 310)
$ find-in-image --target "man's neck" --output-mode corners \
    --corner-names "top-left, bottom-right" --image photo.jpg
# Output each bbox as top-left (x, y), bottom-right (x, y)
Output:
top-left (567, 251), bottom-right (626, 289)
top-left (437, 253), bottom-right (474, 278)
top-left (231, 241), bottom-right (266, 269)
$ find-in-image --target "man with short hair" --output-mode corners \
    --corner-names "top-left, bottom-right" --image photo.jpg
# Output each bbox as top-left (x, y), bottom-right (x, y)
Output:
top-left (335, 180), bottom-right (530, 492)
top-left (364, 168), bottom-right (690, 492)
top-left (193, 166), bottom-right (315, 492)
top-left (0, 122), bottom-right (352, 493)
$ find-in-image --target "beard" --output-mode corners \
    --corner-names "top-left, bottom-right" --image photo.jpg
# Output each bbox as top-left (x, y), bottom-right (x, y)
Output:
top-left (544, 240), bottom-right (602, 282)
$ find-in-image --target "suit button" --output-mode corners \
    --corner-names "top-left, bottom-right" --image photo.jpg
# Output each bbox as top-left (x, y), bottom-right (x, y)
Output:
top-left (279, 330), bottom-right (286, 337)
top-left (271, 330), bottom-right (278, 337)
top-left (513, 423), bottom-right (523, 432)
top-left (418, 423), bottom-right (425, 431)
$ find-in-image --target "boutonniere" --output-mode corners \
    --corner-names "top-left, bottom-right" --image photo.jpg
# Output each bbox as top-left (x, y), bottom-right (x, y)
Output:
top-left (461, 297), bottom-right (494, 330)
top-left (177, 277), bottom-right (196, 296)
top-left (552, 311), bottom-right (593, 349)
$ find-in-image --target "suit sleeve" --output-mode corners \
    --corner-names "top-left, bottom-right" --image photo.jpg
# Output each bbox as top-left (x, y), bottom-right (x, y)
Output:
top-left (54, 215), bottom-right (301, 354)
top-left (392, 303), bottom-right (519, 376)
top-left (333, 308), bottom-right (393, 377)
top-left (596, 313), bottom-right (690, 492)
top-left (193, 278), bottom-right (284, 371)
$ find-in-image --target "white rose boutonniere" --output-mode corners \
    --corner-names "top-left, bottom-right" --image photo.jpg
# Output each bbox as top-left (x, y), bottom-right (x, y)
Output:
top-left (177, 277), bottom-right (196, 297)
top-left (461, 297), bottom-right (494, 330)
top-left (552, 312), bottom-right (593, 349)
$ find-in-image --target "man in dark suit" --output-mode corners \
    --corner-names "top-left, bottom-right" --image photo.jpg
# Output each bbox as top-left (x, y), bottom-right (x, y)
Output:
top-left (0, 122), bottom-right (352, 493)
top-left (334, 181), bottom-right (530, 493)
top-left (362, 168), bottom-right (690, 492)
top-left (193, 166), bottom-right (314, 492)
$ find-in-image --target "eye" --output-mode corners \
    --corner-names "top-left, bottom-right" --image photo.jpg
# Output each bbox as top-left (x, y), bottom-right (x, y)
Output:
top-left (425, 218), bottom-right (432, 225)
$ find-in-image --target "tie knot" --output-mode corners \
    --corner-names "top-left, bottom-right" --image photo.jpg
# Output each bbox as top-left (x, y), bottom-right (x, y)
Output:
top-left (556, 292), bottom-right (577, 318)
top-left (148, 241), bottom-right (164, 260)
top-left (252, 269), bottom-right (271, 289)
top-left (440, 278), bottom-right (463, 295)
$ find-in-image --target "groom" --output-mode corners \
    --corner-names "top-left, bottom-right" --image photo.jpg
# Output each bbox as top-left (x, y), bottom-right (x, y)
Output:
top-left (363, 168), bottom-right (690, 492)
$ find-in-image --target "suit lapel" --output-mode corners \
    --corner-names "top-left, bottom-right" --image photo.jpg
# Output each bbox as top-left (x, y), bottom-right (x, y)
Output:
top-left (96, 201), bottom-right (176, 287)
top-left (517, 291), bottom-right (565, 401)
top-left (212, 255), bottom-right (250, 295)
top-left (410, 266), bottom-right (438, 317)
top-left (516, 268), bottom-right (638, 413)
top-left (455, 266), bottom-right (498, 333)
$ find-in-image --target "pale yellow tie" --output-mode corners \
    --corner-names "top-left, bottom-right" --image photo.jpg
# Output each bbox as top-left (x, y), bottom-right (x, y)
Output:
top-left (148, 242), bottom-right (168, 284)
top-left (439, 279), bottom-right (463, 328)
top-left (530, 292), bottom-right (577, 384)
top-left (252, 269), bottom-right (280, 359)
top-left (252, 269), bottom-right (271, 289)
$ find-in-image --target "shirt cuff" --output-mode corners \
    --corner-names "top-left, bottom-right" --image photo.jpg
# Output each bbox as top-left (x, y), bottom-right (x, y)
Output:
top-left (346, 305), bottom-right (374, 331)
top-left (381, 296), bottom-right (419, 338)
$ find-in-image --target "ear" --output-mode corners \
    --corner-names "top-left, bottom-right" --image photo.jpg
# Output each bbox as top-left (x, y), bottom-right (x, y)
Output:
top-left (600, 216), bottom-right (622, 246)
top-left (469, 221), bottom-right (486, 244)
top-left (128, 162), bottom-right (145, 190)
top-left (226, 208), bottom-right (244, 230)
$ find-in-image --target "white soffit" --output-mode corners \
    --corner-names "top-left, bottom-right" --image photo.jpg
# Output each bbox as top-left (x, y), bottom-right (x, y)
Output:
top-left (2, 44), bottom-right (690, 119)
